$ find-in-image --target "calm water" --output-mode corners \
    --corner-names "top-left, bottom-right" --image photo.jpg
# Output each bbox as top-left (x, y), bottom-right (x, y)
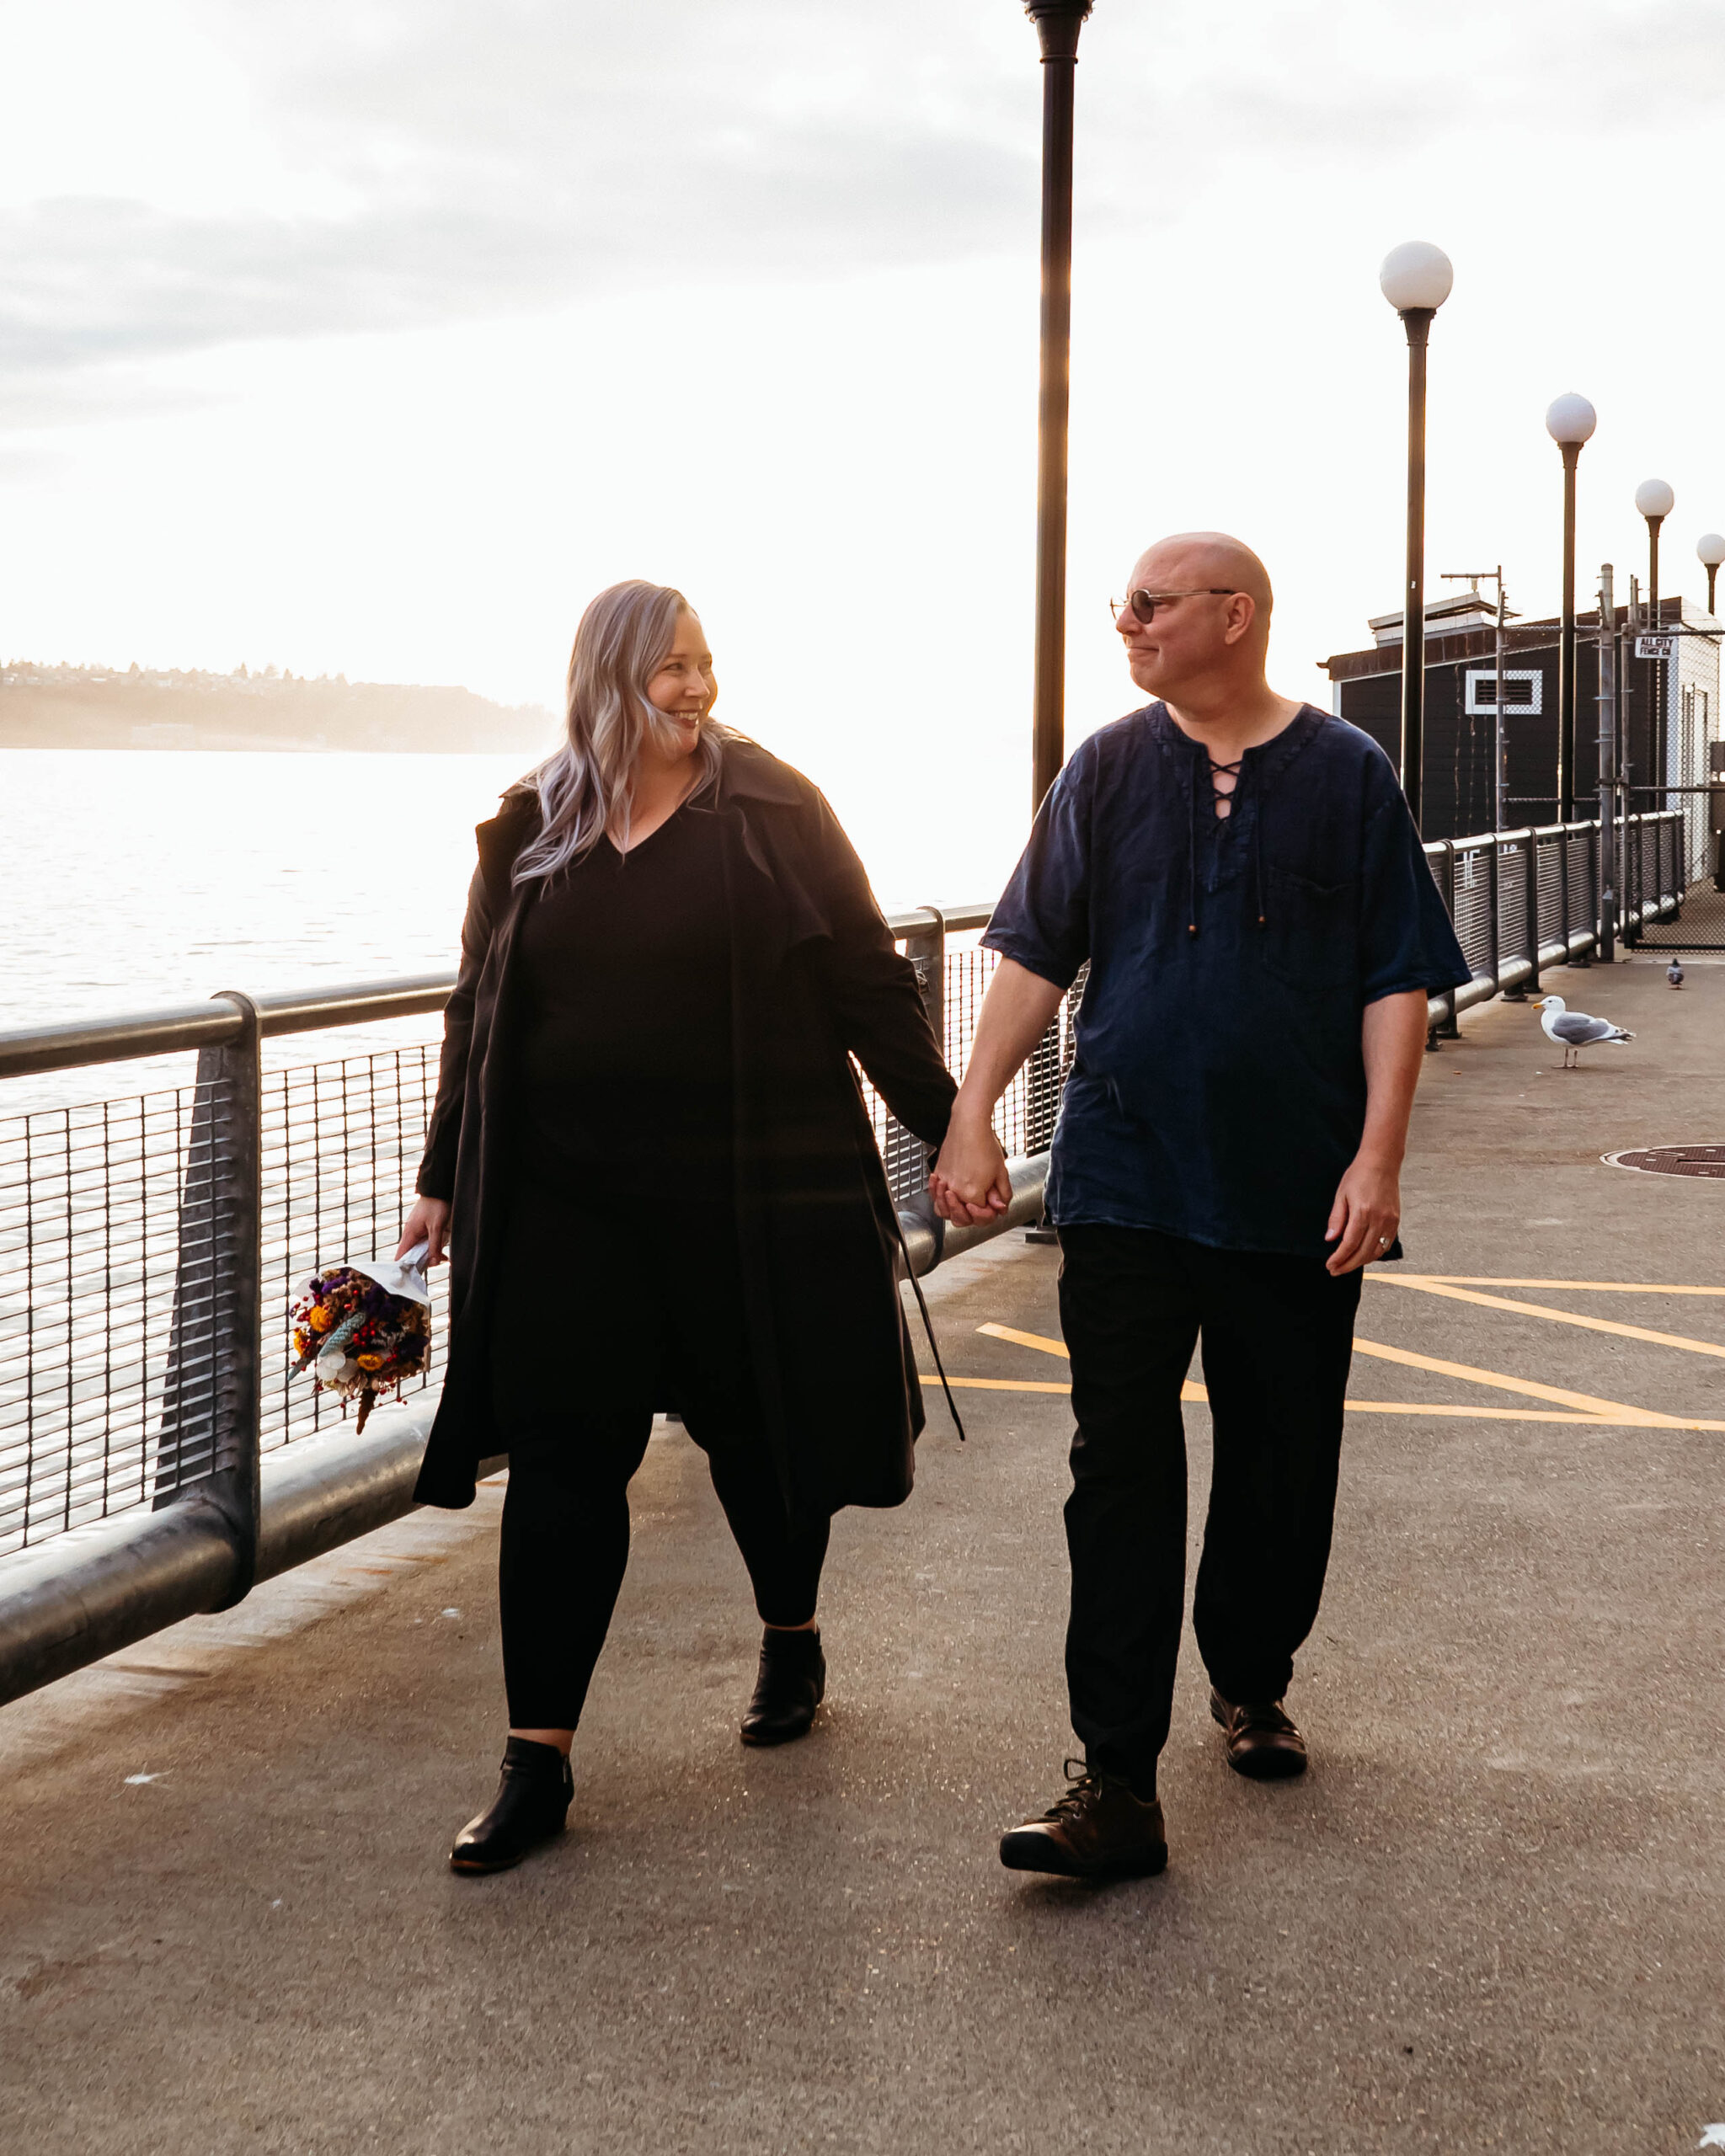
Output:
top-left (0, 750), bottom-right (1007, 1111)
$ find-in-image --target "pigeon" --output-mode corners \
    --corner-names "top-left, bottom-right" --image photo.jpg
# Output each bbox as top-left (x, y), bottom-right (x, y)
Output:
top-left (1535, 995), bottom-right (1636, 1068)
top-left (1669, 961), bottom-right (1685, 988)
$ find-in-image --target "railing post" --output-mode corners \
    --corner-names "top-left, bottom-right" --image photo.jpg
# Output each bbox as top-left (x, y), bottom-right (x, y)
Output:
top-left (1503, 829), bottom-right (1530, 1001)
top-left (905, 909), bottom-right (946, 1053)
top-left (152, 991), bottom-right (262, 1609)
top-left (1429, 842), bottom-right (1461, 1044)
top-left (1486, 831), bottom-right (1502, 995)
top-left (1582, 819), bottom-right (1594, 954)
top-left (1523, 830), bottom-right (1541, 995)
top-left (1559, 820), bottom-right (1581, 966)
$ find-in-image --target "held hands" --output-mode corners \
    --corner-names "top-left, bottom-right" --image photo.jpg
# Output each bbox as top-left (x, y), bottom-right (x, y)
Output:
top-left (397, 1195), bottom-right (451, 1267)
top-left (1324, 1152), bottom-right (1399, 1276)
top-left (930, 1111), bottom-right (1012, 1228)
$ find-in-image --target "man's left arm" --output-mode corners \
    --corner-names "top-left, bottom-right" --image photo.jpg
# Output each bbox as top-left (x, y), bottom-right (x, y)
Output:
top-left (1324, 988), bottom-right (1429, 1277)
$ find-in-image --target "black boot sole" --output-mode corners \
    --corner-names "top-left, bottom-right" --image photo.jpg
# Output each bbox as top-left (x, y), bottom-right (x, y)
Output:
top-left (997, 1828), bottom-right (1168, 1880)
top-left (1224, 1746), bottom-right (1307, 1781)
top-left (448, 1820), bottom-right (568, 1875)
top-left (740, 1710), bottom-right (818, 1748)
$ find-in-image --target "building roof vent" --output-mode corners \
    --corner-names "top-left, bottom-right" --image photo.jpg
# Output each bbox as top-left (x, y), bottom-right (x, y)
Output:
top-left (1367, 590), bottom-right (1515, 648)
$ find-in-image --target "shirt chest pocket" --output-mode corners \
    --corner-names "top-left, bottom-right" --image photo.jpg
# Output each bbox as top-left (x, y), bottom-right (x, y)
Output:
top-left (1263, 866), bottom-right (1359, 989)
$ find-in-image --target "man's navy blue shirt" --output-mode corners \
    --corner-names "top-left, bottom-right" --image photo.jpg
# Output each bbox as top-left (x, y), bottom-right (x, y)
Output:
top-left (983, 703), bottom-right (1471, 1257)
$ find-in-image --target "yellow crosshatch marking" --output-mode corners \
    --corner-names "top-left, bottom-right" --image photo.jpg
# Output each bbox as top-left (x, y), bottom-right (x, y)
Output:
top-left (1404, 1277), bottom-right (1725, 1297)
top-left (1375, 1275), bottom-right (1725, 1362)
top-left (942, 1306), bottom-right (1725, 1435)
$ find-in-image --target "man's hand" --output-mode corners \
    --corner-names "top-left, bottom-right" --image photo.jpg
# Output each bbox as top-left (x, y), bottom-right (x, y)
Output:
top-left (931, 1113), bottom-right (1012, 1227)
top-left (1323, 1153), bottom-right (1399, 1276)
top-left (398, 1195), bottom-right (451, 1267)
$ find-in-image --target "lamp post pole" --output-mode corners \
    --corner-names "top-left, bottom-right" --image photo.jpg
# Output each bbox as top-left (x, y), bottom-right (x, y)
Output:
top-left (1380, 243), bottom-right (1454, 830)
top-left (1636, 478), bottom-right (1674, 813)
top-left (1558, 445), bottom-right (1580, 817)
top-left (1024, 0), bottom-right (1094, 816)
top-left (1597, 562), bottom-right (1618, 963)
top-left (1545, 397), bottom-right (1595, 825)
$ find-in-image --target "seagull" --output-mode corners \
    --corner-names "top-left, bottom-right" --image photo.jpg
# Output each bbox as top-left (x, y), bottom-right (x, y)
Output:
top-left (1535, 995), bottom-right (1636, 1068)
top-left (1669, 961), bottom-right (1685, 988)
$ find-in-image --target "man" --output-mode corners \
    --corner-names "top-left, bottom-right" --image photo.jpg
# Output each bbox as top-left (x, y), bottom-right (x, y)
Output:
top-left (932, 532), bottom-right (1470, 1881)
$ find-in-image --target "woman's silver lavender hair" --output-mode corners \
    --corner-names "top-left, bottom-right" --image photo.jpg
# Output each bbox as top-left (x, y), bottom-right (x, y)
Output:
top-left (512, 579), bottom-right (724, 883)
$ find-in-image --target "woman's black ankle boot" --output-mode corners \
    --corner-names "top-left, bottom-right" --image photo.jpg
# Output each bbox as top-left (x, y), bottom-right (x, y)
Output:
top-left (740, 1625), bottom-right (825, 1746)
top-left (449, 1737), bottom-right (574, 1874)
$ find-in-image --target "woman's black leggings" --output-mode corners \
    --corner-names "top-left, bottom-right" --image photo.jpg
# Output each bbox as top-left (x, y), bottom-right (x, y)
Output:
top-left (489, 1189), bottom-right (829, 1733)
top-left (498, 1413), bottom-right (830, 1732)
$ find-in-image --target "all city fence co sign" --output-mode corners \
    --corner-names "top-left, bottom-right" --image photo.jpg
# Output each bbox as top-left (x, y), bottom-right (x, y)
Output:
top-left (1636, 634), bottom-right (1678, 659)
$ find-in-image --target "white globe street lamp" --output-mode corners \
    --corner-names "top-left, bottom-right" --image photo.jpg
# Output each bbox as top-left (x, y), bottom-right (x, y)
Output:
top-left (1634, 478), bottom-right (1675, 522)
top-left (1698, 531), bottom-right (1725, 615)
top-left (1544, 392), bottom-right (1597, 447)
top-left (1379, 242), bottom-right (1454, 826)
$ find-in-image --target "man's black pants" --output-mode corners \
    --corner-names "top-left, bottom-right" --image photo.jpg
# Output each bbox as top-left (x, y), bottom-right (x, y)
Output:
top-left (1056, 1225), bottom-right (1363, 1794)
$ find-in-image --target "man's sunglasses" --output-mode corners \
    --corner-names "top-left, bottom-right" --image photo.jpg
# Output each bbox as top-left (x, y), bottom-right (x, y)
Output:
top-left (1110, 587), bottom-right (1241, 626)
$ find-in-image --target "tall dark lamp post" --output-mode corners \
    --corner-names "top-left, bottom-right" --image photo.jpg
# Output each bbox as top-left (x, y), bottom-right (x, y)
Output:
top-left (1545, 393), bottom-right (1596, 822)
top-left (1024, 0), bottom-right (1093, 814)
top-left (1379, 241), bottom-right (1454, 829)
top-left (1698, 532), bottom-right (1725, 616)
top-left (1636, 476), bottom-right (1674, 809)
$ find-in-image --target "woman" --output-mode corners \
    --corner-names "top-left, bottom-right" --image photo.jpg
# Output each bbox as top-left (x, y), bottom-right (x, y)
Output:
top-left (398, 579), bottom-right (955, 1875)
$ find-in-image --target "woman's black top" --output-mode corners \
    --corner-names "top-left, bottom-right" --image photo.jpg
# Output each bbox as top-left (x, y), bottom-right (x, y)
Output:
top-left (514, 803), bottom-right (734, 1205)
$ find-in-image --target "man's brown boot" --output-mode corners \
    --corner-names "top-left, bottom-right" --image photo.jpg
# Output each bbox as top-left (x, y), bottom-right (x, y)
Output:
top-left (998, 1761), bottom-right (1168, 1880)
top-left (1210, 1688), bottom-right (1307, 1779)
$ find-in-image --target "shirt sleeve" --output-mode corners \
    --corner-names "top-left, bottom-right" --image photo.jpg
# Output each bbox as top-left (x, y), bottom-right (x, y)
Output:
top-left (1358, 779), bottom-right (1473, 1005)
top-left (980, 750), bottom-right (1092, 990)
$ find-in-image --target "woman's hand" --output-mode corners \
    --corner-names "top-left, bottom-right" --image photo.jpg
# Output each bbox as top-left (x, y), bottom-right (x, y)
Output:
top-left (931, 1111), bottom-right (1012, 1227)
top-left (398, 1196), bottom-right (451, 1267)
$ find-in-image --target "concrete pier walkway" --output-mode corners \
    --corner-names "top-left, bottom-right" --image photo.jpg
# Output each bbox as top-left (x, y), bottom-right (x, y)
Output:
top-left (3, 956), bottom-right (1723, 2154)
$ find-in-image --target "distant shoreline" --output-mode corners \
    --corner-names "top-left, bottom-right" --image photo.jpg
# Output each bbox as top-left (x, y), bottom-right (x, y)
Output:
top-left (1, 662), bottom-right (558, 757)
top-left (0, 742), bottom-right (536, 756)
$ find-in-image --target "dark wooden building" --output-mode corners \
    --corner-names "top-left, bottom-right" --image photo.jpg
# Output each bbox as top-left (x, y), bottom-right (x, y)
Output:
top-left (1323, 592), bottom-right (1719, 862)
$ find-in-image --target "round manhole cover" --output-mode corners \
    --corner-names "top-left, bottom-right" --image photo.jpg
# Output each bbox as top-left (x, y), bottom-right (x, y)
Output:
top-left (1603, 1145), bottom-right (1725, 1179)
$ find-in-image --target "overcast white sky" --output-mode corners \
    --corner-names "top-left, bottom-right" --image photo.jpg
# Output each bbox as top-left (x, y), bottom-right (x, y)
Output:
top-left (3, 0), bottom-right (1722, 889)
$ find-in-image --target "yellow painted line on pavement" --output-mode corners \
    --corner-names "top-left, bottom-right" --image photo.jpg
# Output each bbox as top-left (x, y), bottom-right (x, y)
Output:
top-left (974, 1321), bottom-right (1725, 1433)
top-left (918, 1376), bottom-right (1692, 1427)
top-left (978, 1321), bottom-right (1071, 1358)
top-left (923, 1375), bottom-right (1073, 1394)
top-left (1410, 1276), bottom-right (1725, 1297)
top-left (1379, 1275), bottom-right (1725, 1362)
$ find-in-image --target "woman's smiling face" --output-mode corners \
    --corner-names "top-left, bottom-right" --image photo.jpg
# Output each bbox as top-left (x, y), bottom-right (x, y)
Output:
top-left (645, 610), bottom-right (716, 755)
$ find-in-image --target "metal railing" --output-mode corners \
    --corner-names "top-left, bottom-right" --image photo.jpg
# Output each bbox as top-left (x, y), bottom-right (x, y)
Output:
top-left (0, 810), bottom-right (1685, 1705)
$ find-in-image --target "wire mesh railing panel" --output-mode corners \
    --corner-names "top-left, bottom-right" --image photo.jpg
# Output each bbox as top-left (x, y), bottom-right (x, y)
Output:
top-left (942, 941), bottom-right (1068, 1160)
top-left (859, 937), bottom-right (1085, 1202)
top-left (1535, 834), bottom-right (1566, 948)
top-left (1450, 845), bottom-right (1493, 976)
top-left (1566, 829), bottom-right (1595, 937)
top-left (0, 1081), bottom-right (222, 1556)
top-left (1497, 843), bottom-right (1530, 967)
top-left (259, 1044), bottom-right (446, 1452)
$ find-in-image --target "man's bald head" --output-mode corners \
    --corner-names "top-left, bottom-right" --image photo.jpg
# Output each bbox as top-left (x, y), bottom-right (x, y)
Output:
top-left (1114, 531), bottom-right (1291, 713)
top-left (1130, 532), bottom-right (1274, 621)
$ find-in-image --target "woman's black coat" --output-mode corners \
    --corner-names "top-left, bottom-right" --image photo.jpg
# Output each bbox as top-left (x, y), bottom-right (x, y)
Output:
top-left (411, 735), bottom-right (957, 1524)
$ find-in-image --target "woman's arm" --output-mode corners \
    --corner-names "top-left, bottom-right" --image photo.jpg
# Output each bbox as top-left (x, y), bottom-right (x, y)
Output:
top-left (804, 795), bottom-right (957, 1146)
top-left (397, 862), bottom-right (494, 1265)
